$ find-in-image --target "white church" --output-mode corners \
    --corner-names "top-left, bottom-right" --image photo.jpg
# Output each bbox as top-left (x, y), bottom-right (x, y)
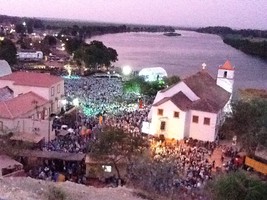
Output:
top-left (147, 60), bottom-right (235, 142)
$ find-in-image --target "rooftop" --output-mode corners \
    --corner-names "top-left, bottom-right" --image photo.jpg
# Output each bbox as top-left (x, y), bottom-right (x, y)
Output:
top-left (0, 91), bottom-right (49, 119)
top-left (219, 60), bottom-right (234, 70)
top-left (0, 71), bottom-right (63, 87)
top-left (156, 70), bottom-right (231, 113)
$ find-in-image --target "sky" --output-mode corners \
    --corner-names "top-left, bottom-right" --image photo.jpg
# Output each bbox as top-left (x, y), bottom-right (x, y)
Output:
top-left (0, 0), bottom-right (267, 29)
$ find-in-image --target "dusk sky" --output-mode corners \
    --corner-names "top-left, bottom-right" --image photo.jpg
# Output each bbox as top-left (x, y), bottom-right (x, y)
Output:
top-left (0, 0), bottom-right (266, 29)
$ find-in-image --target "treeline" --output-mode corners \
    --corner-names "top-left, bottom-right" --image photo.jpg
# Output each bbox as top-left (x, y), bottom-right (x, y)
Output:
top-left (196, 26), bottom-right (267, 58)
top-left (196, 26), bottom-right (267, 38)
top-left (0, 14), bottom-right (175, 39)
top-left (57, 25), bottom-right (175, 39)
top-left (223, 36), bottom-right (267, 58)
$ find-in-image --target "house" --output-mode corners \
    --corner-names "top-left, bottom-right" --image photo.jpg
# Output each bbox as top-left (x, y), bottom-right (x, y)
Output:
top-left (148, 61), bottom-right (234, 142)
top-left (0, 71), bottom-right (64, 114)
top-left (17, 50), bottom-right (43, 61)
top-left (0, 71), bottom-right (64, 141)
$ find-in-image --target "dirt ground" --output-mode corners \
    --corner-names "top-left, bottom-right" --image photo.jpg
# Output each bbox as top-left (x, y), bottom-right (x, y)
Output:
top-left (0, 177), bottom-right (143, 200)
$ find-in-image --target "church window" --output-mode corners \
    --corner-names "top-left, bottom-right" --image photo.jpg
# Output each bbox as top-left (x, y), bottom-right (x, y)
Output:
top-left (204, 117), bottom-right (210, 125)
top-left (192, 115), bottom-right (199, 123)
top-left (174, 111), bottom-right (179, 118)
top-left (223, 71), bottom-right (227, 78)
top-left (157, 109), bottom-right (163, 116)
top-left (160, 121), bottom-right (166, 130)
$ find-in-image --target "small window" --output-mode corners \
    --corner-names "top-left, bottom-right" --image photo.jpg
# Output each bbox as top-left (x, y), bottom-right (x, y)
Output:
top-left (192, 115), bottom-right (199, 123)
top-left (102, 165), bottom-right (112, 173)
top-left (223, 71), bottom-right (227, 78)
top-left (160, 121), bottom-right (166, 130)
top-left (158, 109), bottom-right (163, 116)
top-left (57, 84), bottom-right (60, 93)
top-left (51, 87), bottom-right (55, 96)
top-left (204, 117), bottom-right (210, 125)
top-left (174, 111), bottom-right (179, 118)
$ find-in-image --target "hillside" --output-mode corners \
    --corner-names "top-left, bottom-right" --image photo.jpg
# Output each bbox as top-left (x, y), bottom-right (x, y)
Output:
top-left (0, 177), bottom-right (142, 200)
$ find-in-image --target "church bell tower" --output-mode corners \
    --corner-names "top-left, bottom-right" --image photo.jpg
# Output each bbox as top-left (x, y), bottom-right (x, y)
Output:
top-left (216, 60), bottom-right (235, 95)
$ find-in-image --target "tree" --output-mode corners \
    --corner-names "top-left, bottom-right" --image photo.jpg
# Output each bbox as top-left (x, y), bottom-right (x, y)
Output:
top-left (0, 38), bottom-right (17, 65)
top-left (74, 40), bottom-right (118, 70)
top-left (123, 76), bottom-right (166, 97)
top-left (207, 171), bottom-right (267, 200)
top-left (163, 75), bottom-right (180, 86)
top-left (87, 126), bottom-right (148, 180)
top-left (128, 155), bottom-right (181, 198)
top-left (43, 35), bottom-right (57, 46)
top-left (220, 99), bottom-right (267, 155)
top-left (65, 38), bottom-right (83, 54)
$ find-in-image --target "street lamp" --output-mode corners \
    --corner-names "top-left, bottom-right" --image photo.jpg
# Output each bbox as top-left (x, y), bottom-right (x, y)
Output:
top-left (122, 65), bottom-right (132, 76)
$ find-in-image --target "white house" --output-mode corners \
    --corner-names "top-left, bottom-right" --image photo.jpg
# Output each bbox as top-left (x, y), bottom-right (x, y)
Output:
top-left (17, 50), bottom-right (43, 61)
top-left (148, 61), bottom-right (234, 142)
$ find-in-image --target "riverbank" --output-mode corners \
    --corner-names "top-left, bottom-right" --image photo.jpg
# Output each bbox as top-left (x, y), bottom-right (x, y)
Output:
top-left (196, 26), bottom-right (267, 59)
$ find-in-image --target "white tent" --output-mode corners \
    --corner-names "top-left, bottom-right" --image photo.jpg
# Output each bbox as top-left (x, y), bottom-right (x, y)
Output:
top-left (138, 67), bottom-right (167, 82)
top-left (0, 60), bottom-right (12, 77)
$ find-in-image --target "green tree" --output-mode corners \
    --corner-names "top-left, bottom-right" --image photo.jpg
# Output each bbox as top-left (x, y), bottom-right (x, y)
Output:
top-left (0, 38), bottom-right (17, 65)
top-left (207, 171), bottom-right (267, 200)
top-left (123, 76), bottom-right (165, 97)
top-left (220, 99), bottom-right (267, 155)
top-left (87, 126), bottom-right (148, 179)
top-left (74, 40), bottom-right (118, 70)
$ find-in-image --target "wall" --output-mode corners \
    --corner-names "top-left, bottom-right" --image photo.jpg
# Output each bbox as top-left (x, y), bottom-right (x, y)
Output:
top-left (188, 110), bottom-right (218, 141)
top-left (150, 101), bottom-right (186, 140)
top-left (216, 69), bottom-right (234, 93)
top-left (49, 80), bottom-right (65, 113)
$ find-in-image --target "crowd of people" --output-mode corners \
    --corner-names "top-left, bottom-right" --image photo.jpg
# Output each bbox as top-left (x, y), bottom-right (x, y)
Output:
top-left (64, 76), bottom-right (141, 116)
top-left (152, 139), bottom-right (215, 191)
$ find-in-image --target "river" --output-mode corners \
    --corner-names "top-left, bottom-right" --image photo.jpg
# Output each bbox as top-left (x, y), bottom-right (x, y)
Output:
top-left (86, 30), bottom-right (267, 93)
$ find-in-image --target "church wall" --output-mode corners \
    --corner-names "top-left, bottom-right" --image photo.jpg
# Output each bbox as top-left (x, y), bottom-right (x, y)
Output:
top-left (188, 110), bottom-right (218, 141)
top-left (150, 101), bottom-right (186, 140)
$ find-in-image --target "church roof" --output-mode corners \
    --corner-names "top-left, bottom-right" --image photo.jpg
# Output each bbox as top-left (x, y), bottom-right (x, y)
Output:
top-left (0, 60), bottom-right (12, 77)
top-left (183, 71), bottom-right (231, 112)
top-left (219, 60), bottom-right (234, 70)
top-left (153, 91), bottom-right (192, 111)
top-left (0, 71), bottom-right (63, 88)
top-left (154, 70), bottom-right (231, 113)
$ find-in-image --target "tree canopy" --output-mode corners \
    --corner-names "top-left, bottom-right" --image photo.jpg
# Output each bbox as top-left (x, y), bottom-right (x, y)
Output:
top-left (87, 126), bottom-right (148, 179)
top-left (207, 171), bottom-right (267, 200)
top-left (74, 40), bottom-right (118, 70)
top-left (0, 38), bottom-right (17, 65)
top-left (220, 99), bottom-right (267, 154)
top-left (123, 76), bottom-right (166, 97)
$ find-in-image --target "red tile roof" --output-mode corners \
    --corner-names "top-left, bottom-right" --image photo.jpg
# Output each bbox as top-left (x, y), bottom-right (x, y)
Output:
top-left (0, 71), bottom-right (63, 87)
top-left (0, 91), bottom-right (49, 119)
top-left (219, 60), bottom-right (234, 70)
